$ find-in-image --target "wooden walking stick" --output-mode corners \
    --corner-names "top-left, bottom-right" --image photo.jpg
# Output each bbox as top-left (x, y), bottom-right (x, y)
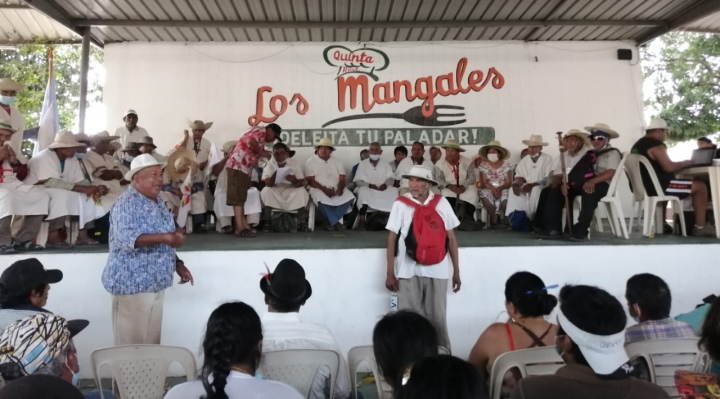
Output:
top-left (556, 132), bottom-right (573, 236)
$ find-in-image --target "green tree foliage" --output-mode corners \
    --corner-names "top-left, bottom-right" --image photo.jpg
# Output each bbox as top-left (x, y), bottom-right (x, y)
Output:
top-left (0, 44), bottom-right (103, 133)
top-left (643, 33), bottom-right (720, 142)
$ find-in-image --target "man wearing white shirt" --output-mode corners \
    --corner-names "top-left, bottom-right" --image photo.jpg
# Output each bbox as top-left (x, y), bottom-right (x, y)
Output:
top-left (353, 142), bottom-right (399, 230)
top-left (385, 165), bottom-right (461, 351)
top-left (261, 259), bottom-right (351, 399)
top-left (306, 138), bottom-right (355, 231)
top-left (115, 109), bottom-right (149, 149)
top-left (0, 78), bottom-right (25, 155)
top-left (261, 143), bottom-right (309, 232)
top-left (395, 141), bottom-right (436, 194)
top-left (171, 120), bottom-right (212, 172)
top-left (506, 135), bottom-right (553, 221)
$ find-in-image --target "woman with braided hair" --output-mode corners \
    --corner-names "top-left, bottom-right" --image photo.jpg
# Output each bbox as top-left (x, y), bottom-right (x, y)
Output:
top-left (164, 302), bottom-right (302, 399)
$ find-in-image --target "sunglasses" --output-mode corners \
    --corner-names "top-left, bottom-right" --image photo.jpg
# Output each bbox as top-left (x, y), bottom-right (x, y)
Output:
top-left (590, 136), bottom-right (607, 141)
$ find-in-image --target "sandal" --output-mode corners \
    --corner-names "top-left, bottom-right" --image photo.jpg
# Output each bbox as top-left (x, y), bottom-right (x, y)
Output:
top-left (235, 229), bottom-right (257, 238)
top-left (0, 245), bottom-right (16, 255)
top-left (49, 241), bottom-right (73, 249)
top-left (76, 238), bottom-right (100, 246)
top-left (14, 241), bottom-right (43, 252)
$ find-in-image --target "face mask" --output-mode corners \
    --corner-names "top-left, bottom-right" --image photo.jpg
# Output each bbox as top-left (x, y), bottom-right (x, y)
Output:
top-left (632, 316), bottom-right (640, 323)
top-left (66, 360), bottom-right (79, 387)
top-left (554, 343), bottom-right (564, 358)
top-left (124, 155), bottom-right (135, 163)
top-left (0, 96), bottom-right (16, 106)
top-left (487, 154), bottom-right (499, 162)
top-left (369, 154), bottom-right (380, 161)
top-left (531, 153), bottom-right (540, 159)
top-left (75, 152), bottom-right (86, 160)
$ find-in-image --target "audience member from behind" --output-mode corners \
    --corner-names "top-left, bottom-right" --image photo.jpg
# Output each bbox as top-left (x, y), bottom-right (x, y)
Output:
top-left (0, 375), bottom-right (84, 399)
top-left (510, 284), bottom-right (670, 399)
top-left (260, 259), bottom-right (351, 399)
top-left (625, 273), bottom-right (696, 344)
top-left (395, 355), bottom-right (488, 399)
top-left (469, 272), bottom-right (558, 382)
top-left (164, 301), bottom-right (302, 399)
top-left (0, 258), bottom-right (63, 330)
top-left (373, 310), bottom-right (439, 392)
top-left (698, 137), bottom-right (715, 149)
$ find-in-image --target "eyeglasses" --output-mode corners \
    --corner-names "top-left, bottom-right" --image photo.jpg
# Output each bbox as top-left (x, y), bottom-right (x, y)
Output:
top-left (590, 136), bottom-right (607, 142)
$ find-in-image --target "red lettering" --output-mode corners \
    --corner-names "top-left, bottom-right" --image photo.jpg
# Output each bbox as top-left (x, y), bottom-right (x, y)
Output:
top-left (489, 67), bottom-right (505, 89)
top-left (372, 82), bottom-right (393, 105)
top-left (415, 77), bottom-right (435, 117)
top-left (436, 73), bottom-right (456, 96)
top-left (290, 93), bottom-right (309, 115)
top-left (248, 87), bottom-right (308, 126)
top-left (270, 95), bottom-right (288, 116)
top-left (392, 80), bottom-right (415, 103)
top-left (248, 86), bottom-right (276, 126)
top-left (337, 75), bottom-right (374, 112)
top-left (456, 58), bottom-right (471, 94)
top-left (468, 70), bottom-right (484, 91)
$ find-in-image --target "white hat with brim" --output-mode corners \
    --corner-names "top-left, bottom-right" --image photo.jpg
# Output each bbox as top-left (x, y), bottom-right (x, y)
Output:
top-left (646, 118), bottom-right (672, 131)
top-left (166, 148), bottom-right (199, 180)
top-left (123, 109), bottom-right (137, 119)
top-left (402, 165), bottom-right (438, 186)
top-left (222, 140), bottom-right (236, 154)
top-left (441, 140), bottom-right (465, 152)
top-left (0, 78), bottom-right (24, 92)
top-left (565, 129), bottom-right (591, 146)
top-left (479, 141), bottom-right (510, 160)
top-left (314, 138), bottom-right (335, 151)
top-left (522, 135), bottom-right (549, 147)
top-left (557, 309), bottom-right (628, 375)
top-left (91, 130), bottom-right (120, 142)
top-left (584, 123), bottom-right (619, 139)
top-left (188, 120), bottom-right (213, 131)
top-left (124, 154), bottom-right (166, 181)
top-left (0, 120), bottom-right (16, 134)
top-left (47, 131), bottom-right (84, 149)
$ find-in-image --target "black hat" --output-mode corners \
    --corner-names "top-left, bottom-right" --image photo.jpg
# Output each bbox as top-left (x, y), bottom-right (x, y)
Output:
top-left (259, 259), bottom-right (312, 304)
top-left (267, 123), bottom-right (283, 142)
top-left (0, 375), bottom-right (84, 399)
top-left (0, 258), bottom-right (62, 298)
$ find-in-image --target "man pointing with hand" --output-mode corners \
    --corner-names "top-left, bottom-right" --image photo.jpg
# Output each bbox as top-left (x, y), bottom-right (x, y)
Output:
top-left (102, 154), bottom-right (194, 345)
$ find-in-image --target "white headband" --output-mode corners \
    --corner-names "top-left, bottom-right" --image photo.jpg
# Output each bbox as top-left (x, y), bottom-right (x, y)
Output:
top-left (557, 308), bottom-right (628, 375)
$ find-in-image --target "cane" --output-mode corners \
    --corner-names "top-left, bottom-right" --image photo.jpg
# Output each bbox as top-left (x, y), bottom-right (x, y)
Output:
top-left (556, 132), bottom-right (573, 236)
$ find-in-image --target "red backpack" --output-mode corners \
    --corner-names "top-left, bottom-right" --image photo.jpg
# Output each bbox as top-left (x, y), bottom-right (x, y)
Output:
top-left (396, 195), bottom-right (449, 265)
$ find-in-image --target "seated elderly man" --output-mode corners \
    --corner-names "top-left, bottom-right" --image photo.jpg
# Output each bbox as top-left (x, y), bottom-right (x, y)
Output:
top-left (211, 141), bottom-right (261, 233)
top-left (137, 136), bottom-right (166, 163)
top-left (0, 119), bottom-right (48, 253)
top-left (395, 141), bottom-right (436, 194)
top-left (161, 148), bottom-right (206, 232)
top-left (84, 131), bottom-right (128, 214)
top-left (506, 135), bottom-right (553, 223)
top-left (261, 142), bottom-right (309, 232)
top-left (306, 138), bottom-right (355, 231)
top-left (353, 142), bottom-right (399, 230)
top-left (118, 141), bottom-right (140, 175)
top-left (27, 131), bottom-right (108, 248)
top-left (435, 140), bottom-right (478, 223)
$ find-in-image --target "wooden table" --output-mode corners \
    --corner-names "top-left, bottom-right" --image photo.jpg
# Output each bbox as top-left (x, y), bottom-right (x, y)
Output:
top-left (679, 165), bottom-right (720, 238)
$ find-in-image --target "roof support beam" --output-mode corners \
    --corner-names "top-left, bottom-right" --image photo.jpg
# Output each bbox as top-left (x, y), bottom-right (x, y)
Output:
top-left (21, 0), bottom-right (104, 48)
top-left (0, 4), bottom-right (30, 9)
top-left (72, 18), bottom-right (665, 30)
top-left (636, 0), bottom-right (720, 45)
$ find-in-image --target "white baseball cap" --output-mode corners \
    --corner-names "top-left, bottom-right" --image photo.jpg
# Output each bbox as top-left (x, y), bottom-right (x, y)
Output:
top-left (124, 153), bottom-right (166, 181)
top-left (646, 118), bottom-right (671, 131)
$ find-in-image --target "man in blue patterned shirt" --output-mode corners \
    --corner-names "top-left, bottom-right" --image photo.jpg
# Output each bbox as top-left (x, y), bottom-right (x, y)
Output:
top-left (102, 154), bottom-right (194, 345)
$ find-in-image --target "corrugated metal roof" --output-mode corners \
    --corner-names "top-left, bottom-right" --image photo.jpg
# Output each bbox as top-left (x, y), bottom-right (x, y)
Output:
top-left (2, 0), bottom-right (720, 46)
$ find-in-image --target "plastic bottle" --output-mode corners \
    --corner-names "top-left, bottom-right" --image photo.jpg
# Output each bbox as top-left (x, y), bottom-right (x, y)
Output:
top-left (390, 292), bottom-right (398, 312)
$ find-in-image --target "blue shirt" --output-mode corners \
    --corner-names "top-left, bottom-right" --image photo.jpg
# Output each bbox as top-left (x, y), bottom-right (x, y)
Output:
top-left (102, 186), bottom-right (177, 295)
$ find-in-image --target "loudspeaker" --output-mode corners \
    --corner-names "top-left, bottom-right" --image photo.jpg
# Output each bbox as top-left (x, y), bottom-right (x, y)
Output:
top-left (617, 49), bottom-right (633, 60)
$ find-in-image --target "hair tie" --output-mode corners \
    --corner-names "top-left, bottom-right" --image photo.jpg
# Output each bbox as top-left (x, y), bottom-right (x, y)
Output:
top-left (526, 284), bottom-right (558, 295)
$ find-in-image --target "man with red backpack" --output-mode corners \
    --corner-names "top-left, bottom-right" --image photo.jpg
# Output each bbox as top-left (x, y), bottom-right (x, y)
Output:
top-left (385, 165), bottom-right (461, 351)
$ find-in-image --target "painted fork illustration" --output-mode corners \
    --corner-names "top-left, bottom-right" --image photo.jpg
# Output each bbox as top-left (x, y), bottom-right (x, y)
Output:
top-left (322, 105), bottom-right (466, 127)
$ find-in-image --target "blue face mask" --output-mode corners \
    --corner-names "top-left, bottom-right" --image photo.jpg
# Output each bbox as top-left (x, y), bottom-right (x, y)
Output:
top-left (0, 95), bottom-right (16, 106)
top-left (66, 360), bottom-right (79, 387)
top-left (75, 152), bottom-right (86, 160)
top-left (369, 154), bottom-right (380, 161)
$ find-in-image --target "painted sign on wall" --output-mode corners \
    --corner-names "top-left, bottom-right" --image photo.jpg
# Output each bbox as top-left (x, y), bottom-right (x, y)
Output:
top-left (279, 127), bottom-right (495, 147)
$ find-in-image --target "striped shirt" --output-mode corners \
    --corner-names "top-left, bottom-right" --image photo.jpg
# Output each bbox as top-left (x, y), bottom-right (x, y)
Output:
top-left (624, 317), bottom-right (697, 344)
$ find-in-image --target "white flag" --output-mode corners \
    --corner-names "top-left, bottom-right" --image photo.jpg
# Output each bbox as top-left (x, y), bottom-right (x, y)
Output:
top-left (175, 170), bottom-right (193, 228)
top-left (209, 141), bottom-right (222, 168)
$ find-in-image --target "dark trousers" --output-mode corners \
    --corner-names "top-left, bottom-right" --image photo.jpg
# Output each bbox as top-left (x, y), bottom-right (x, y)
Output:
top-left (446, 198), bottom-right (476, 221)
top-left (542, 182), bottom-right (609, 237)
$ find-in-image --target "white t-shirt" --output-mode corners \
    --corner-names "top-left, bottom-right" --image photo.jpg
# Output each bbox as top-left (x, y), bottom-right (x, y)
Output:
top-left (386, 192), bottom-right (460, 279)
top-left (164, 370), bottom-right (303, 399)
top-left (305, 155), bottom-right (346, 189)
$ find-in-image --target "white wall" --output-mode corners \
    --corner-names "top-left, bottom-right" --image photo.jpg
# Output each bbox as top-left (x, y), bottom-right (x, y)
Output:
top-left (0, 244), bottom-right (717, 378)
top-left (104, 41), bottom-right (645, 171)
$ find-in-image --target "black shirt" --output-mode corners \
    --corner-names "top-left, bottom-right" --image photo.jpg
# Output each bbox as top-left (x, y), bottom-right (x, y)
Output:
top-left (631, 136), bottom-right (673, 196)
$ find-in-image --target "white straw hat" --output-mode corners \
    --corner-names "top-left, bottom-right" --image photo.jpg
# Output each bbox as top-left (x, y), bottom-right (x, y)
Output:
top-left (47, 131), bottom-right (84, 149)
top-left (188, 120), bottom-right (213, 131)
top-left (522, 135), bottom-right (548, 147)
top-left (314, 138), bottom-right (336, 151)
top-left (401, 165), bottom-right (437, 186)
top-left (584, 123), bottom-right (619, 139)
top-left (124, 153), bottom-right (166, 181)
top-left (0, 78), bottom-right (24, 92)
top-left (91, 130), bottom-right (120, 142)
top-left (646, 118), bottom-right (671, 131)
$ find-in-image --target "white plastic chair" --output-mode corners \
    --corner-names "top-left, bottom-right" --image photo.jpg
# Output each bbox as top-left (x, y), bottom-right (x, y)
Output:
top-left (599, 153), bottom-right (630, 239)
top-left (91, 345), bottom-right (197, 399)
top-left (347, 346), bottom-right (384, 399)
top-left (623, 154), bottom-right (687, 237)
top-left (260, 349), bottom-right (341, 399)
top-left (625, 339), bottom-right (710, 398)
top-left (488, 347), bottom-right (564, 399)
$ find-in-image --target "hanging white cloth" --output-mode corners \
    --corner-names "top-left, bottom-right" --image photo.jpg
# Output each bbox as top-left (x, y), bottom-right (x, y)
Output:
top-left (0, 160), bottom-right (49, 219)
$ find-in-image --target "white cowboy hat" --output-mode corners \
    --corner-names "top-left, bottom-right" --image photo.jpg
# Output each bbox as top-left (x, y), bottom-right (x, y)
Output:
top-left (565, 129), bottom-right (591, 145)
top-left (479, 140), bottom-right (510, 160)
top-left (402, 165), bottom-right (438, 186)
top-left (166, 148), bottom-right (199, 180)
top-left (314, 138), bottom-right (336, 151)
top-left (124, 153), bottom-right (166, 181)
top-left (47, 131), bottom-right (84, 149)
top-left (646, 118), bottom-right (672, 131)
top-left (584, 123), bottom-right (619, 139)
top-left (522, 134), bottom-right (548, 147)
top-left (0, 119), bottom-right (16, 134)
top-left (222, 140), bottom-right (236, 154)
top-left (441, 139), bottom-right (465, 152)
top-left (123, 109), bottom-right (137, 119)
top-left (0, 78), bottom-right (24, 92)
top-left (188, 120), bottom-right (213, 131)
top-left (90, 130), bottom-right (120, 142)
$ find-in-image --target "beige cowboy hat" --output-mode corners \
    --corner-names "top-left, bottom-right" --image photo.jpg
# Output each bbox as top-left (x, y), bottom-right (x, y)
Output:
top-left (137, 136), bottom-right (156, 148)
top-left (441, 139), bottom-right (465, 152)
top-left (90, 130), bottom-right (120, 142)
top-left (565, 129), bottom-right (590, 145)
top-left (522, 134), bottom-right (549, 147)
top-left (479, 141), bottom-right (510, 160)
top-left (47, 131), bottom-right (84, 149)
top-left (124, 154), bottom-right (166, 181)
top-left (0, 119), bottom-right (16, 134)
top-left (402, 165), bottom-right (437, 186)
top-left (0, 78), bottom-right (24, 92)
top-left (166, 148), bottom-right (199, 180)
top-left (222, 140), bottom-right (236, 154)
top-left (74, 133), bottom-right (92, 144)
top-left (646, 118), bottom-right (672, 131)
top-left (314, 137), bottom-right (335, 151)
top-left (120, 142), bottom-right (140, 152)
top-left (584, 123), bottom-right (619, 139)
top-left (188, 120), bottom-right (213, 131)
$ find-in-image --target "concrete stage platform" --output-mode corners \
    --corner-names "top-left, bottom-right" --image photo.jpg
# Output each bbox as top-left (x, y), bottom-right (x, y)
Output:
top-left (1, 226), bottom-right (719, 379)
